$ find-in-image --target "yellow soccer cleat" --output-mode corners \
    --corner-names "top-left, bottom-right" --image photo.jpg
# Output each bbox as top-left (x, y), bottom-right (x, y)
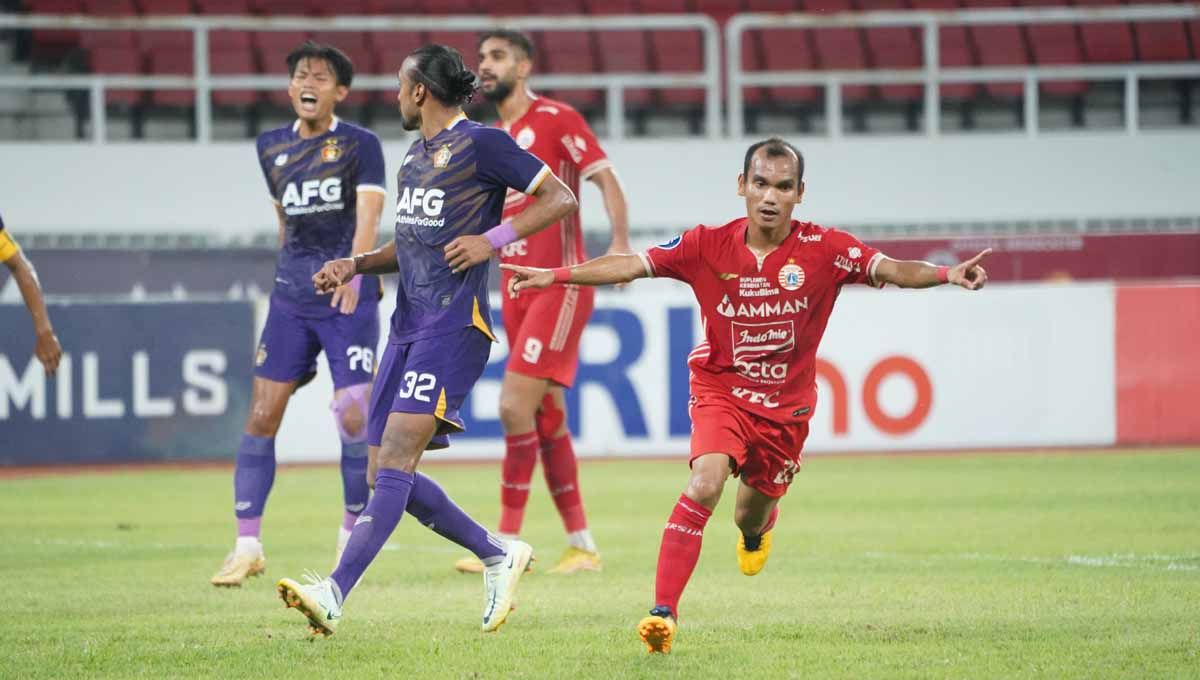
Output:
top-left (454, 555), bottom-right (485, 574)
top-left (210, 550), bottom-right (266, 587)
top-left (546, 546), bottom-right (602, 574)
top-left (736, 529), bottom-right (773, 576)
top-left (637, 607), bottom-right (677, 654)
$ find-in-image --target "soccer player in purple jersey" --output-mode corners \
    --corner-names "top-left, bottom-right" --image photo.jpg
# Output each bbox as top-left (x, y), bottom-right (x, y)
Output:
top-left (211, 42), bottom-right (387, 587)
top-left (0, 212), bottom-right (62, 375)
top-left (276, 44), bottom-right (577, 636)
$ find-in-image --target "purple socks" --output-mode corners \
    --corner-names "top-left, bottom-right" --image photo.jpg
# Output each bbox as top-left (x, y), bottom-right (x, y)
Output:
top-left (233, 434), bottom-right (275, 537)
top-left (330, 468), bottom-right (414, 599)
top-left (407, 472), bottom-right (506, 563)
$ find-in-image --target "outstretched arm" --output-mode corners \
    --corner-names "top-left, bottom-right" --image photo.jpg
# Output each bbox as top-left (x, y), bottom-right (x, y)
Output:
top-left (590, 168), bottom-right (632, 255)
top-left (328, 190), bottom-right (385, 314)
top-left (4, 251), bottom-right (62, 374)
top-left (444, 174), bottom-right (578, 273)
top-left (500, 253), bottom-right (648, 297)
top-left (874, 248), bottom-right (991, 291)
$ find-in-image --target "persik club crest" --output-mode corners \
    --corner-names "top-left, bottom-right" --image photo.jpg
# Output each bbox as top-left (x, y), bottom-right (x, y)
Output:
top-left (433, 144), bottom-right (453, 168)
top-left (321, 138), bottom-right (341, 163)
top-left (778, 261), bottom-right (805, 291)
top-left (255, 343), bottom-right (268, 367)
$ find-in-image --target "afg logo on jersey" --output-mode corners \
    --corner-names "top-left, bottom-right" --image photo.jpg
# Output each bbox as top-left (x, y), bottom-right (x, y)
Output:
top-left (281, 178), bottom-right (344, 216)
top-left (396, 186), bottom-right (447, 228)
top-left (778, 263), bottom-right (805, 291)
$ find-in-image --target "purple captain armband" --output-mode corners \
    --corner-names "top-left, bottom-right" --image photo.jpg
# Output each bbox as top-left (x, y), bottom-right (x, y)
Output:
top-left (484, 221), bottom-right (518, 250)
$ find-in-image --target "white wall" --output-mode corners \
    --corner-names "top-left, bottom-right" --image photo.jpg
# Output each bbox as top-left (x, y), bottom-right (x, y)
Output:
top-left (1, 132), bottom-right (1198, 234)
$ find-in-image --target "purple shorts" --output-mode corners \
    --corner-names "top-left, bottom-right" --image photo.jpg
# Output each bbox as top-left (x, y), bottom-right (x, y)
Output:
top-left (367, 326), bottom-right (492, 450)
top-left (254, 301), bottom-right (379, 389)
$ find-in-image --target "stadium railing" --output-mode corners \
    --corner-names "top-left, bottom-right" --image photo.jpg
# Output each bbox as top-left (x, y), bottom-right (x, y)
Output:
top-left (0, 13), bottom-right (721, 143)
top-left (726, 4), bottom-right (1200, 138)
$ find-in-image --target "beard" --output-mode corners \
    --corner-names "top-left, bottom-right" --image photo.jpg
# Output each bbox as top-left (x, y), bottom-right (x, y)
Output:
top-left (401, 110), bottom-right (420, 131)
top-left (481, 77), bottom-right (515, 103)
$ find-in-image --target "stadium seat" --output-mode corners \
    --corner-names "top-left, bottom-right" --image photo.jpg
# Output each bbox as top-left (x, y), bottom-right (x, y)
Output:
top-left (194, 0), bottom-right (252, 13)
top-left (210, 30), bottom-right (254, 53)
top-left (1015, 0), bottom-right (1086, 97)
top-left (908, 0), bottom-right (978, 100)
top-left (88, 46), bottom-right (144, 106)
top-left (738, 28), bottom-right (768, 107)
top-left (372, 31), bottom-right (426, 74)
top-left (594, 30), bottom-right (654, 108)
top-left (147, 48), bottom-right (196, 107)
top-left (136, 0), bottom-right (196, 11)
top-left (27, 0), bottom-right (82, 63)
top-left (541, 30), bottom-right (603, 111)
top-left (488, 0), bottom-right (535, 13)
top-left (426, 31), bottom-right (482, 65)
top-left (755, 28), bottom-right (821, 106)
top-left (253, 0), bottom-right (309, 13)
top-left (1124, 0), bottom-right (1192, 63)
top-left (209, 49), bottom-right (260, 107)
top-left (422, 0), bottom-right (480, 13)
top-left (857, 0), bottom-right (923, 103)
top-left (637, 0), bottom-right (689, 12)
top-left (692, 0), bottom-right (746, 26)
top-left (962, 0), bottom-right (1027, 99)
top-left (316, 0), bottom-right (370, 13)
top-left (525, 0), bottom-right (582, 13)
top-left (1071, 0), bottom-right (1136, 64)
top-left (803, 0), bottom-right (872, 102)
top-left (81, 30), bottom-right (137, 50)
top-left (649, 30), bottom-right (706, 107)
top-left (364, 0), bottom-right (423, 12)
top-left (84, 0), bottom-right (137, 15)
top-left (745, 0), bottom-right (800, 9)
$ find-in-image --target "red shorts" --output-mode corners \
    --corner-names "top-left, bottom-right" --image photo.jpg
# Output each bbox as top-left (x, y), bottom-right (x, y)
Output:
top-left (501, 283), bottom-right (594, 388)
top-left (689, 393), bottom-right (810, 499)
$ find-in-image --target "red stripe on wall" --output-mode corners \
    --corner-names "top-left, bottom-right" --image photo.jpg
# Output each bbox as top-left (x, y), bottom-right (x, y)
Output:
top-left (1115, 283), bottom-right (1200, 444)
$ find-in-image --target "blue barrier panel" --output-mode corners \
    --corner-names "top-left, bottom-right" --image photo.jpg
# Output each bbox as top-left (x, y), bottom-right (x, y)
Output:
top-left (0, 301), bottom-right (254, 464)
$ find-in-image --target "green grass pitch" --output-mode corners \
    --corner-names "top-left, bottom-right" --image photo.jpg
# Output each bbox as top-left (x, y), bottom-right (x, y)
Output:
top-left (2, 449), bottom-right (1198, 679)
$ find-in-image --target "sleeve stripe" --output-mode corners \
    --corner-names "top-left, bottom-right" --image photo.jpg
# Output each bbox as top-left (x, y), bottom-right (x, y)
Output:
top-left (356, 184), bottom-right (387, 195)
top-left (637, 251), bottom-right (656, 278)
top-left (580, 159), bottom-right (614, 181)
top-left (523, 164), bottom-right (552, 195)
top-left (866, 252), bottom-right (885, 288)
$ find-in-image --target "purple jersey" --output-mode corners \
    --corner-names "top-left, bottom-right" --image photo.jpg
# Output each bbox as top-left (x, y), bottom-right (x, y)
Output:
top-left (256, 116), bottom-right (386, 318)
top-left (390, 115), bottom-right (550, 344)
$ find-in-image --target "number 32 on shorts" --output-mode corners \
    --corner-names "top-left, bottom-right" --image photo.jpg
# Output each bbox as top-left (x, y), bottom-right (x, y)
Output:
top-left (399, 371), bottom-right (437, 402)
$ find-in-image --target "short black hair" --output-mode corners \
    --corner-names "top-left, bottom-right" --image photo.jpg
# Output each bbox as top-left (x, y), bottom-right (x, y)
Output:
top-left (477, 29), bottom-right (535, 61)
top-left (286, 40), bottom-right (354, 87)
top-left (743, 137), bottom-right (804, 181)
top-left (408, 44), bottom-right (478, 106)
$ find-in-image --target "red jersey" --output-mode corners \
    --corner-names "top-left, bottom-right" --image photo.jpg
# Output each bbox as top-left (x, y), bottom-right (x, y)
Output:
top-left (497, 96), bottom-right (612, 270)
top-left (640, 218), bottom-right (884, 424)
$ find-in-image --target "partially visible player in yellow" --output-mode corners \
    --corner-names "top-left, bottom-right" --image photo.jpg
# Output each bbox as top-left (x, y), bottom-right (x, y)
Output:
top-left (0, 211), bottom-right (62, 375)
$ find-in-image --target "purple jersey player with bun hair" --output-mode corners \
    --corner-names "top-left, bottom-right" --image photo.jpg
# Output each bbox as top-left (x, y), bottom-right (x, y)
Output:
top-left (275, 43), bottom-right (578, 637)
top-left (210, 41), bottom-right (387, 588)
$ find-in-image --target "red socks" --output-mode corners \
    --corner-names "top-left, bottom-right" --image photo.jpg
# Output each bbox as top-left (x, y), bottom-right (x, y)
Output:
top-left (498, 432), bottom-right (539, 535)
top-left (654, 494), bottom-right (712, 615)
top-left (541, 433), bottom-right (588, 533)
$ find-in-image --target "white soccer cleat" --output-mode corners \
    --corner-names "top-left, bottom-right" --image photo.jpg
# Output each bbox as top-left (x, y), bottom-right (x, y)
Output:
top-left (277, 570), bottom-right (342, 637)
top-left (481, 540), bottom-right (534, 633)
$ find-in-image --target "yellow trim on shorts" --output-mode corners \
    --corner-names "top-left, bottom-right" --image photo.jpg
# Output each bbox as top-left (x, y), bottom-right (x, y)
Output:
top-left (0, 230), bottom-right (18, 263)
top-left (434, 387), bottom-right (448, 421)
top-left (471, 297), bottom-right (496, 341)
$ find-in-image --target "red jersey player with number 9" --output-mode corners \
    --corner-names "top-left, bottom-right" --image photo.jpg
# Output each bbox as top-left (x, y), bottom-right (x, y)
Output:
top-left (502, 138), bottom-right (991, 654)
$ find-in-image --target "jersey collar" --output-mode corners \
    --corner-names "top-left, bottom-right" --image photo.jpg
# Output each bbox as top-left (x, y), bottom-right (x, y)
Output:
top-left (444, 112), bottom-right (468, 130)
top-left (291, 114), bottom-right (340, 135)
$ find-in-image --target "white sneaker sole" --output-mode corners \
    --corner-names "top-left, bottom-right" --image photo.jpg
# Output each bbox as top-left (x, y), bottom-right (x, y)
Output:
top-left (277, 578), bottom-right (337, 637)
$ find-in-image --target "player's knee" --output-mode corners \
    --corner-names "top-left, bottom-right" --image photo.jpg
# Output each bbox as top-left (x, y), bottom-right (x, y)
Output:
top-left (498, 393), bottom-right (536, 433)
top-left (333, 383), bottom-right (370, 443)
top-left (685, 475), bottom-right (725, 509)
top-left (244, 408), bottom-right (281, 438)
top-left (733, 505), bottom-right (767, 533)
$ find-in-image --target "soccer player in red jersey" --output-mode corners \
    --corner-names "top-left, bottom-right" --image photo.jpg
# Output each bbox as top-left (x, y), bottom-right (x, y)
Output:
top-left (453, 29), bottom-right (632, 575)
top-left (502, 138), bottom-right (990, 653)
